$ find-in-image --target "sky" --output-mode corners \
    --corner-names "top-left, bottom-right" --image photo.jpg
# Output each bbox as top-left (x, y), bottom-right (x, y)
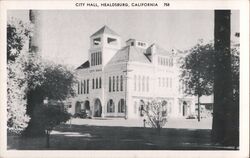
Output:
top-left (7, 10), bottom-right (239, 68)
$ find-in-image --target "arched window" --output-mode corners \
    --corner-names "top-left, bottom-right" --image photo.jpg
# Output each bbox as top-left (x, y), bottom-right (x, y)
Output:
top-left (118, 99), bottom-right (125, 113)
top-left (107, 99), bottom-right (115, 113)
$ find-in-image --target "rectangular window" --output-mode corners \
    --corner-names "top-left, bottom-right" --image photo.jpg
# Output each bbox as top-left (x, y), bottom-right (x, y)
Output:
top-left (109, 77), bottom-right (111, 92)
top-left (166, 78), bottom-right (169, 87)
top-left (99, 77), bottom-right (102, 88)
top-left (113, 76), bottom-right (115, 92)
top-left (120, 75), bottom-right (123, 91)
top-left (100, 52), bottom-right (102, 64)
top-left (77, 81), bottom-right (80, 94)
top-left (96, 52), bottom-right (99, 65)
top-left (92, 79), bottom-right (95, 89)
top-left (96, 78), bottom-right (98, 89)
top-left (142, 76), bottom-right (145, 92)
top-left (170, 78), bottom-right (172, 88)
top-left (87, 79), bottom-right (89, 94)
top-left (81, 81), bottom-right (83, 94)
top-left (116, 76), bottom-right (119, 91)
top-left (84, 80), bottom-right (86, 94)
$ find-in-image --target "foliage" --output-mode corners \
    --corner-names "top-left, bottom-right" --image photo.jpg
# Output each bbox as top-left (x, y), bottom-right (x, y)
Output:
top-left (180, 42), bottom-right (214, 97)
top-left (7, 18), bottom-right (32, 62)
top-left (32, 104), bottom-right (71, 148)
top-left (7, 18), bottom-right (32, 134)
top-left (143, 100), bottom-right (168, 134)
top-left (180, 40), bottom-right (239, 98)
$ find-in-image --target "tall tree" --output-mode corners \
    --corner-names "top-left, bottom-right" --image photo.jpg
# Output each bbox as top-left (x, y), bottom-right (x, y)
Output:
top-left (180, 42), bottom-right (214, 121)
top-left (7, 18), bottom-right (32, 134)
top-left (212, 10), bottom-right (238, 147)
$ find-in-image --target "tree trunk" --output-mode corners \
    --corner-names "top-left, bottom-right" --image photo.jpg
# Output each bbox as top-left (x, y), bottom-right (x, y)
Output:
top-left (197, 96), bottom-right (201, 122)
top-left (46, 131), bottom-right (50, 148)
top-left (212, 10), bottom-right (238, 147)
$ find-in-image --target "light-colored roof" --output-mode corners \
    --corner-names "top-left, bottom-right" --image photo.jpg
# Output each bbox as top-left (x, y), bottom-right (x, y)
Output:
top-left (107, 46), bottom-right (151, 65)
top-left (90, 25), bottom-right (119, 37)
top-left (147, 43), bottom-right (173, 56)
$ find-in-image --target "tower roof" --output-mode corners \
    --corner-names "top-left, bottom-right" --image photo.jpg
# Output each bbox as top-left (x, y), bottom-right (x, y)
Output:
top-left (90, 25), bottom-right (119, 37)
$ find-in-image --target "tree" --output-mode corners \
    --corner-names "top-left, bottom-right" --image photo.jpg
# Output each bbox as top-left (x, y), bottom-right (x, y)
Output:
top-left (7, 18), bottom-right (32, 62)
top-left (24, 61), bottom-right (76, 136)
top-left (212, 10), bottom-right (238, 147)
top-left (32, 104), bottom-right (71, 148)
top-left (180, 42), bottom-right (214, 121)
top-left (7, 18), bottom-right (32, 134)
top-left (142, 100), bottom-right (168, 135)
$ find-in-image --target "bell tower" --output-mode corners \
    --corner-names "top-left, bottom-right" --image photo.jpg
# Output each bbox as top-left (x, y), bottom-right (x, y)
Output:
top-left (89, 25), bottom-right (121, 68)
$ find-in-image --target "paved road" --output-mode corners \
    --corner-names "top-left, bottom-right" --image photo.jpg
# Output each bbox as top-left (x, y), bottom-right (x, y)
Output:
top-left (67, 117), bottom-right (212, 129)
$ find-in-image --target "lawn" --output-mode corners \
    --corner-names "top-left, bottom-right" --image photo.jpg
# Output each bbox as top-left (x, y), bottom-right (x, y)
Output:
top-left (7, 120), bottom-right (236, 150)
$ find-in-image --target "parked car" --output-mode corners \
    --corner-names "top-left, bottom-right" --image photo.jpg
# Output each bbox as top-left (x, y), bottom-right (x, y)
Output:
top-left (73, 110), bottom-right (91, 119)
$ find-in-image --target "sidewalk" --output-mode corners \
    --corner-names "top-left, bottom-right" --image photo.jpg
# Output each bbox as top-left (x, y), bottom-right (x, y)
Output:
top-left (68, 117), bottom-right (212, 129)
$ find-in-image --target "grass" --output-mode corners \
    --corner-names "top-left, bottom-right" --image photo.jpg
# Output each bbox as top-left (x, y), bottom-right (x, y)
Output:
top-left (7, 123), bottom-right (236, 150)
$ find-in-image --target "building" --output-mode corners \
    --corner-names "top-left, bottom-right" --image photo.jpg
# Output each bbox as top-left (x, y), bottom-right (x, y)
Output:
top-left (68, 25), bottom-right (195, 119)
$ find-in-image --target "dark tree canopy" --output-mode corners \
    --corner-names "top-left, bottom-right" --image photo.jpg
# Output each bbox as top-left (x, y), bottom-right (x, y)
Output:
top-left (180, 42), bottom-right (214, 97)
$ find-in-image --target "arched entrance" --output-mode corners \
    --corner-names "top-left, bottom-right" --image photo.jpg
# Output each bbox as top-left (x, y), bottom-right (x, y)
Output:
top-left (94, 99), bottom-right (102, 117)
top-left (139, 100), bottom-right (145, 117)
top-left (84, 100), bottom-right (90, 110)
top-left (183, 101), bottom-right (187, 116)
top-left (75, 101), bottom-right (82, 114)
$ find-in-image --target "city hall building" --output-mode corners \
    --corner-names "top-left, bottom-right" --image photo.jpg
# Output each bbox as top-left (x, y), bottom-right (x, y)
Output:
top-left (68, 25), bottom-right (195, 119)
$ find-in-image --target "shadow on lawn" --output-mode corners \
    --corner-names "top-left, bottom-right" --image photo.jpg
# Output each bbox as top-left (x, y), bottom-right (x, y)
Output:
top-left (7, 124), bottom-right (236, 150)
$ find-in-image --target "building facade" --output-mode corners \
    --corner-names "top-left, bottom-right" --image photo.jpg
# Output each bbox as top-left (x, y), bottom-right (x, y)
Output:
top-left (68, 25), bottom-right (195, 119)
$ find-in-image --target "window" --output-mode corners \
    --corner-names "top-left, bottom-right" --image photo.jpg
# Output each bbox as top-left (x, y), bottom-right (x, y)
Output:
top-left (96, 52), bottom-right (99, 65)
top-left (77, 81), bottom-right (80, 94)
top-left (170, 78), bottom-right (172, 88)
top-left (118, 99), bottom-right (125, 113)
top-left (99, 77), bottom-right (102, 88)
top-left (107, 99), bottom-right (115, 113)
top-left (166, 78), bottom-right (169, 88)
top-left (107, 37), bottom-right (118, 45)
top-left (84, 80), bottom-right (86, 94)
top-left (81, 81), bottom-right (83, 94)
top-left (158, 77), bottom-right (161, 87)
top-left (142, 76), bottom-right (145, 92)
top-left (92, 79), bottom-right (95, 89)
top-left (96, 78), bottom-right (98, 89)
top-left (166, 58), bottom-right (169, 66)
top-left (93, 37), bottom-right (101, 46)
top-left (138, 76), bottom-right (141, 91)
top-left (116, 76), bottom-right (119, 91)
top-left (87, 79), bottom-right (89, 93)
top-left (100, 52), bottom-right (102, 64)
top-left (109, 77), bottom-right (111, 92)
top-left (120, 75), bottom-right (123, 91)
top-left (91, 54), bottom-right (93, 66)
top-left (131, 42), bottom-right (134, 46)
top-left (134, 75), bottom-right (137, 91)
top-left (163, 78), bottom-right (165, 87)
top-left (113, 76), bottom-right (115, 92)
top-left (146, 77), bottom-right (149, 92)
